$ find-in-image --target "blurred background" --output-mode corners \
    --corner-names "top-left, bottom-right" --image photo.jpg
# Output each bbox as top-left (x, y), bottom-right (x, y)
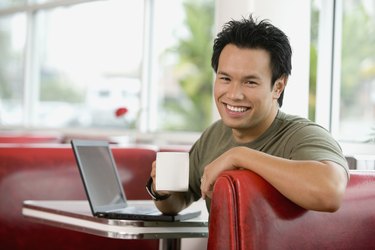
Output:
top-left (0, 0), bottom-right (374, 146)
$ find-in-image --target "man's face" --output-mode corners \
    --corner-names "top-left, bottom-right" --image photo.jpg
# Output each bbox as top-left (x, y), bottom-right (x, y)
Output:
top-left (214, 44), bottom-right (283, 141)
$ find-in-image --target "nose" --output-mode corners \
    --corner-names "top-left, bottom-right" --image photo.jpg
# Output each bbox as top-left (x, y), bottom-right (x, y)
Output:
top-left (227, 82), bottom-right (244, 100)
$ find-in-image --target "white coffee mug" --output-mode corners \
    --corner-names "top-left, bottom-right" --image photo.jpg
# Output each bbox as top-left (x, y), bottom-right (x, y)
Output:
top-left (155, 152), bottom-right (189, 192)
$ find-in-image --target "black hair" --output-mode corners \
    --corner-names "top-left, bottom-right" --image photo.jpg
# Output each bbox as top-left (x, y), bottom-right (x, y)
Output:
top-left (211, 15), bottom-right (292, 107)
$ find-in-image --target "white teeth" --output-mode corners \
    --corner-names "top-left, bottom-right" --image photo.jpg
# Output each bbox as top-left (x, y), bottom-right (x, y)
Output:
top-left (227, 104), bottom-right (248, 112)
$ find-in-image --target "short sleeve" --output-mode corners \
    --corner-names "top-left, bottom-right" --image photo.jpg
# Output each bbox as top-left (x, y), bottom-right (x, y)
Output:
top-left (284, 124), bottom-right (350, 179)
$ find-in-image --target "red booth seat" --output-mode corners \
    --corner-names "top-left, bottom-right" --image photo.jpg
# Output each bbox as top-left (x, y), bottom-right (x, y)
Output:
top-left (0, 132), bottom-right (63, 143)
top-left (0, 143), bottom-right (159, 249)
top-left (208, 170), bottom-right (375, 250)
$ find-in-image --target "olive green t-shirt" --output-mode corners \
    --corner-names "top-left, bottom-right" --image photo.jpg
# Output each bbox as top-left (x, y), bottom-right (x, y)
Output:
top-left (187, 111), bottom-right (349, 210)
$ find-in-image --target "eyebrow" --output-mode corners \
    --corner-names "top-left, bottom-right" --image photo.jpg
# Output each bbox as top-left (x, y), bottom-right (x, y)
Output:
top-left (217, 70), bottom-right (262, 81)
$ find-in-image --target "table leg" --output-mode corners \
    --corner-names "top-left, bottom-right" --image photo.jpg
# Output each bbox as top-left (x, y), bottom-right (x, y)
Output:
top-left (159, 238), bottom-right (181, 250)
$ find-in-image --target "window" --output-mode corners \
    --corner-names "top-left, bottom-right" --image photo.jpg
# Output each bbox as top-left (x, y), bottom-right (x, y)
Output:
top-left (35, 1), bottom-right (144, 128)
top-left (339, 0), bottom-right (375, 142)
top-left (152, 0), bottom-right (214, 132)
top-left (0, 0), bottom-right (214, 138)
top-left (0, 13), bottom-right (26, 125)
top-left (313, 0), bottom-right (375, 143)
top-left (0, 0), bottom-right (27, 8)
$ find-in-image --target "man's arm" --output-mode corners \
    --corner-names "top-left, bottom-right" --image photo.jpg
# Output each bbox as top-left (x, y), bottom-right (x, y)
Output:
top-left (200, 146), bottom-right (348, 212)
top-left (150, 161), bottom-right (193, 215)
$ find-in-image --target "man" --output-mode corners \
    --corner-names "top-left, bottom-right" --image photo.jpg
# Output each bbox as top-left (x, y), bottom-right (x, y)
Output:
top-left (146, 15), bottom-right (349, 215)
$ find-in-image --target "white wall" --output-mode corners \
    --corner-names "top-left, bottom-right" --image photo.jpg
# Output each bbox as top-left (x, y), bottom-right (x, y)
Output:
top-left (213, 0), bottom-right (311, 119)
top-left (214, 0), bottom-right (254, 33)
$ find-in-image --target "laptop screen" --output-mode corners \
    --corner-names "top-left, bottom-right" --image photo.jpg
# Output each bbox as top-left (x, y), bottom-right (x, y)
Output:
top-left (72, 140), bottom-right (127, 212)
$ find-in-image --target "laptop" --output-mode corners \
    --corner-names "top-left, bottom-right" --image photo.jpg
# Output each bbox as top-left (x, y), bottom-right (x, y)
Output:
top-left (70, 139), bottom-right (201, 222)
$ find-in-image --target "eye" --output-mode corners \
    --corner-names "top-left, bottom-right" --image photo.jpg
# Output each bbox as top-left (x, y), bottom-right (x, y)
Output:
top-left (244, 80), bottom-right (258, 86)
top-left (219, 76), bottom-right (230, 82)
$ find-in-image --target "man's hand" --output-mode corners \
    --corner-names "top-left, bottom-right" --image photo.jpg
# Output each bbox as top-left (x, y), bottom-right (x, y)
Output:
top-left (200, 149), bottom-right (237, 199)
top-left (150, 160), bottom-right (193, 215)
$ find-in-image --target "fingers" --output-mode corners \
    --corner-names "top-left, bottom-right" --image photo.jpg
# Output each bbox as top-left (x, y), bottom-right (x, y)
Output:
top-left (151, 161), bottom-right (156, 191)
top-left (205, 190), bottom-right (213, 199)
top-left (200, 174), bottom-right (214, 200)
top-left (200, 176), bottom-right (206, 199)
top-left (151, 161), bottom-right (156, 179)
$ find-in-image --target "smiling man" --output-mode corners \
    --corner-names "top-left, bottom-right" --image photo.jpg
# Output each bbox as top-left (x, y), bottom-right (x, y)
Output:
top-left (147, 15), bottom-right (349, 215)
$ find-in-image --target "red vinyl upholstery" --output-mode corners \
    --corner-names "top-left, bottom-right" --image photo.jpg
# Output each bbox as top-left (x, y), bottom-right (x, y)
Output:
top-left (208, 170), bottom-right (375, 250)
top-left (0, 143), bottom-right (158, 250)
top-left (0, 133), bottom-right (62, 143)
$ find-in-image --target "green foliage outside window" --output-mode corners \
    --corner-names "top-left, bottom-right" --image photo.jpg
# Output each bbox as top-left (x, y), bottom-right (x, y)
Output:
top-left (309, 1), bottom-right (319, 122)
top-left (341, 2), bottom-right (375, 142)
top-left (163, 0), bottom-right (214, 132)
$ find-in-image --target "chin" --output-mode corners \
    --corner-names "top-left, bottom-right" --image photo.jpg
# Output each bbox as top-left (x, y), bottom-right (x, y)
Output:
top-left (221, 118), bottom-right (244, 129)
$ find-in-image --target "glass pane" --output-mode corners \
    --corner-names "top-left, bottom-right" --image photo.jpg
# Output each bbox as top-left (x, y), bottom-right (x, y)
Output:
top-left (0, 14), bottom-right (26, 126)
top-left (339, 0), bottom-right (375, 142)
top-left (35, 0), bottom-right (144, 128)
top-left (154, 0), bottom-right (214, 132)
top-left (309, 0), bottom-right (320, 122)
top-left (0, 0), bottom-right (26, 9)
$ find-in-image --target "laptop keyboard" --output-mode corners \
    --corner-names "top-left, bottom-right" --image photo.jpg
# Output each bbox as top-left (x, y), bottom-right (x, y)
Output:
top-left (117, 205), bottom-right (159, 215)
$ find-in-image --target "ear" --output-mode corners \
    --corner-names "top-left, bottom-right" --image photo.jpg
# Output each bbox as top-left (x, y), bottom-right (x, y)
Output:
top-left (272, 75), bottom-right (287, 98)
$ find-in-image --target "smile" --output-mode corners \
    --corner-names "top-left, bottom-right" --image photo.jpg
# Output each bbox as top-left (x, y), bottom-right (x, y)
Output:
top-left (226, 104), bottom-right (249, 113)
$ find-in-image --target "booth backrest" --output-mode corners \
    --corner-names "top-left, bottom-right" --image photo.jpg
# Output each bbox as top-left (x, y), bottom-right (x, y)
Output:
top-left (208, 170), bottom-right (375, 250)
top-left (0, 143), bottom-right (159, 249)
top-left (0, 134), bottom-right (62, 143)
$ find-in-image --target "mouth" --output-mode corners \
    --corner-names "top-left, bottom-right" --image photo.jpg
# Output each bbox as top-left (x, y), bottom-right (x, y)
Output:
top-left (225, 104), bottom-right (250, 113)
